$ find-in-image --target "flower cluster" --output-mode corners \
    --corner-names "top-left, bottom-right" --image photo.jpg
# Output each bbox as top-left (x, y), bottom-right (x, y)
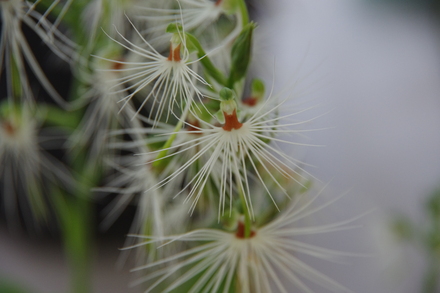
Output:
top-left (0, 1), bottom-right (361, 292)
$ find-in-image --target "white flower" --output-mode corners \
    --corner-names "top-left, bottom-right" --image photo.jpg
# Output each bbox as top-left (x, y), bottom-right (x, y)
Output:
top-left (96, 18), bottom-right (209, 121)
top-left (0, 103), bottom-right (72, 229)
top-left (82, 0), bottom-right (152, 45)
top-left (0, 0), bottom-right (76, 105)
top-left (96, 150), bottom-right (176, 265)
top-left (126, 187), bottom-right (364, 293)
top-left (144, 89), bottom-right (318, 218)
top-left (70, 47), bottom-right (139, 162)
top-left (138, 0), bottom-right (239, 39)
top-left (136, 0), bottom-right (243, 73)
top-left (98, 115), bottom-right (218, 232)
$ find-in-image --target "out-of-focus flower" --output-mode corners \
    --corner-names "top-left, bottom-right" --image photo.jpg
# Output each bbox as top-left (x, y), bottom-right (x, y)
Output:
top-left (127, 187), bottom-right (361, 293)
top-left (95, 19), bottom-right (209, 122)
top-left (138, 0), bottom-right (242, 45)
top-left (0, 0), bottom-right (76, 105)
top-left (69, 47), bottom-right (139, 162)
top-left (145, 87), bottom-right (316, 218)
top-left (82, 0), bottom-right (155, 45)
top-left (0, 102), bottom-right (72, 229)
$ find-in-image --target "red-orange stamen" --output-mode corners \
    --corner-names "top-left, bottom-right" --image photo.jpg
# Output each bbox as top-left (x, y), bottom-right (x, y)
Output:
top-left (242, 97), bottom-right (258, 107)
top-left (167, 44), bottom-right (181, 62)
top-left (186, 120), bottom-right (202, 134)
top-left (111, 59), bottom-right (124, 71)
top-left (222, 110), bottom-right (243, 131)
top-left (235, 221), bottom-right (256, 239)
top-left (2, 121), bottom-right (15, 136)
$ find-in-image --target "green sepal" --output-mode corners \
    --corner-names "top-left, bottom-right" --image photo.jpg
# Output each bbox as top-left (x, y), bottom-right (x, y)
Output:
top-left (227, 22), bottom-right (256, 88)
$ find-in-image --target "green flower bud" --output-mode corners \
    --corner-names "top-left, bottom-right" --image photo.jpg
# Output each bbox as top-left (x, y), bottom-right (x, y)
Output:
top-left (166, 22), bottom-right (183, 34)
top-left (228, 22), bottom-right (256, 87)
top-left (219, 88), bottom-right (238, 115)
top-left (219, 87), bottom-right (235, 101)
top-left (251, 78), bottom-right (265, 100)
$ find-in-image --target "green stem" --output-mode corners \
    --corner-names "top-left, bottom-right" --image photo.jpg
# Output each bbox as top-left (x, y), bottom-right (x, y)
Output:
top-left (152, 102), bottom-right (191, 168)
top-left (51, 186), bottom-right (92, 293)
top-left (237, 0), bottom-right (250, 26)
top-left (185, 33), bottom-right (228, 86)
top-left (10, 54), bottom-right (22, 101)
top-left (238, 188), bottom-right (252, 238)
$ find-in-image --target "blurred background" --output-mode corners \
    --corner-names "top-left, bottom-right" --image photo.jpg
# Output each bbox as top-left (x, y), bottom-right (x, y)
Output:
top-left (255, 0), bottom-right (440, 292)
top-left (2, 0), bottom-right (440, 292)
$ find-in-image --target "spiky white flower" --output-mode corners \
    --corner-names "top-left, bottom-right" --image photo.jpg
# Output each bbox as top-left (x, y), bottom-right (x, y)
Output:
top-left (82, 0), bottom-right (156, 46)
top-left (96, 149), bottom-right (177, 265)
top-left (0, 0), bottom-right (76, 105)
top-left (136, 0), bottom-right (243, 73)
top-left (144, 88), bottom-right (318, 218)
top-left (127, 187), bottom-right (365, 293)
top-left (138, 0), bottom-right (241, 41)
top-left (96, 18), bottom-right (210, 122)
top-left (94, 118), bottom-right (193, 256)
top-left (0, 103), bottom-right (72, 229)
top-left (99, 115), bottom-right (218, 231)
top-left (70, 47), bottom-right (140, 162)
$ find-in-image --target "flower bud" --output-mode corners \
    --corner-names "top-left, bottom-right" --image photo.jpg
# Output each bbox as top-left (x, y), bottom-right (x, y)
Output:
top-left (228, 22), bottom-right (256, 86)
top-left (219, 88), bottom-right (238, 115)
top-left (251, 79), bottom-right (265, 100)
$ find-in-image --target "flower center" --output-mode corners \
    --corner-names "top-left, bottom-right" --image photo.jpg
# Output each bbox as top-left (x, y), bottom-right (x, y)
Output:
top-left (2, 120), bottom-right (16, 137)
top-left (186, 119), bottom-right (202, 134)
top-left (222, 110), bottom-right (243, 131)
top-left (235, 221), bottom-right (256, 239)
top-left (242, 97), bottom-right (258, 107)
top-left (111, 58), bottom-right (124, 71)
top-left (167, 44), bottom-right (181, 62)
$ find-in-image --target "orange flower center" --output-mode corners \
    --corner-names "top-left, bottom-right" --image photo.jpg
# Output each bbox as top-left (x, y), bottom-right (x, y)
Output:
top-left (242, 97), bottom-right (258, 107)
top-left (2, 121), bottom-right (15, 136)
top-left (222, 110), bottom-right (243, 131)
top-left (167, 44), bottom-right (181, 62)
top-left (235, 221), bottom-right (256, 239)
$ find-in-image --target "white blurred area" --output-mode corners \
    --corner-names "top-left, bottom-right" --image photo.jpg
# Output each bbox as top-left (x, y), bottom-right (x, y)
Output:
top-left (2, 1), bottom-right (440, 292)
top-left (255, 0), bottom-right (440, 292)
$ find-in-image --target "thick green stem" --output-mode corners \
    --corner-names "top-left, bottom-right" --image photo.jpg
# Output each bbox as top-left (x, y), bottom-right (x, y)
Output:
top-left (51, 187), bottom-right (92, 293)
